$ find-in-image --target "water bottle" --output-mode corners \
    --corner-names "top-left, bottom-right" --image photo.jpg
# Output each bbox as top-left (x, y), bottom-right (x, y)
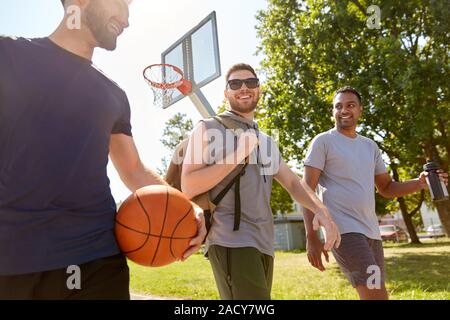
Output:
top-left (423, 161), bottom-right (449, 202)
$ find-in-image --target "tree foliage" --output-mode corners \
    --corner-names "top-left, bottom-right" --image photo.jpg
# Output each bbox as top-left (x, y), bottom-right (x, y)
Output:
top-left (158, 113), bottom-right (193, 175)
top-left (160, 113), bottom-right (193, 152)
top-left (269, 180), bottom-right (294, 216)
top-left (256, 0), bottom-right (450, 240)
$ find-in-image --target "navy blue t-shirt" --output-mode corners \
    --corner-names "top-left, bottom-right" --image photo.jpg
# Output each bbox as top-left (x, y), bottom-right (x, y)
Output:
top-left (0, 36), bottom-right (132, 275)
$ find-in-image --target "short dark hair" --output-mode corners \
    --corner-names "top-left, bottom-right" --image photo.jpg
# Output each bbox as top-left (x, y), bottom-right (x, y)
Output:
top-left (61, 0), bottom-right (65, 5)
top-left (333, 86), bottom-right (362, 105)
top-left (225, 63), bottom-right (257, 82)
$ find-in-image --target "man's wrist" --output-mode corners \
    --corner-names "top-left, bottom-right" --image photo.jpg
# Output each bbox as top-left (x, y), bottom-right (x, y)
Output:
top-left (307, 232), bottom-right (320, 240)
top-left (314, 206), bottom-right (329, 218)
top-left (417, 178), bottom-right (427, 190)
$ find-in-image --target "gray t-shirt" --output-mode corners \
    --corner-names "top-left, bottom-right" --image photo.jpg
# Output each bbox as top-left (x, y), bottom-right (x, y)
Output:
top-left (203, 112), bottom-right (281, 257)
top-left (304, 129), bottom-right (387, 240)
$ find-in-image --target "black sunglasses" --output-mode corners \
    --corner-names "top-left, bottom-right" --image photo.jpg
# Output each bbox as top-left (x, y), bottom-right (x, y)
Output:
top-left (227, 78), bottom-right (260, 90)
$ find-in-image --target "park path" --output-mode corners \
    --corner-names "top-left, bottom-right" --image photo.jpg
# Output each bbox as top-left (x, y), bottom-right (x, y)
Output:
top-left (130, 292), bottom-right (180, 300)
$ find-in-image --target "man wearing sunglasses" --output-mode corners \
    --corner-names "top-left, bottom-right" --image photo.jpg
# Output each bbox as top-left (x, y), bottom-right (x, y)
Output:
top-left (182, 63), bottom-right (340, 300)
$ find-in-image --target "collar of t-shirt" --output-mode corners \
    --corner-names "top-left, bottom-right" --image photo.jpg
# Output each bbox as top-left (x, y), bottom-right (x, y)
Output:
top-left (221, 110), bottom-right (258, 130)
top-left (331, 128), bottom-right (360, 141)
top-left (44, 37), bottom-right (93, 65)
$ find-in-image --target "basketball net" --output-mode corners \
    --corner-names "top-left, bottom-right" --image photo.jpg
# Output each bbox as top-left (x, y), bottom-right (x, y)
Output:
top-left (143, 64), bottom-right (192, 109)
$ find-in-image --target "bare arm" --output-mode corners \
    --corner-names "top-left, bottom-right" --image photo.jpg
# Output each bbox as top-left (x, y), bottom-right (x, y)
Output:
top-left (275, 160), bottom-right (325, 214)
top-left (303, 166), bottom-right (322, 237)
top-left (303, 165), bottom-right (331, 271)
top-left (109, 134), bottom-right (166, 192)
top-left (181, 122), bottom-right (258, 199)
top-left (109, 133), bottom-right (206, 259)
top-left (275, 160), bottom-right (340, 250)
top-left (375, 171), bottom-right (448, 198)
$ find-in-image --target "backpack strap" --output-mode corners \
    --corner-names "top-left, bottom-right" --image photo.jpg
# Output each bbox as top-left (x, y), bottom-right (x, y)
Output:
top-left (212, 115), bottom-right (240, 134)
top-left (211, 161), bottom-right (248, 206)
top-left (233, 168), bottom-right (244, 231)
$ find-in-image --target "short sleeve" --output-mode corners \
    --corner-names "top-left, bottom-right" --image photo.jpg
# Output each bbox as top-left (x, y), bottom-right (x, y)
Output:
top-left (304, 135), bottom-right (327, 171)
top-left (111, 93), bottom-right (132, 136)
top-left (374, 144), bottom-right (388, 175)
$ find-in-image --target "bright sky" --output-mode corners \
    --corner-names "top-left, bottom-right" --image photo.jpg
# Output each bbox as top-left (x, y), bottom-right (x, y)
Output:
top-left (0, 0), bottom-right (268, 202)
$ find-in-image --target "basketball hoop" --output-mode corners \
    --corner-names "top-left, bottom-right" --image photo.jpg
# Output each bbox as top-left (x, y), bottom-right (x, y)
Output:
top-left (143, 64), bottom-right (192, 108)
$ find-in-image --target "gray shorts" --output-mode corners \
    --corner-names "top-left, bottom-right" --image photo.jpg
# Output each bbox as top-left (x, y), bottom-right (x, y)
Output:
top-left (331, 233), bottom-right (385, 288)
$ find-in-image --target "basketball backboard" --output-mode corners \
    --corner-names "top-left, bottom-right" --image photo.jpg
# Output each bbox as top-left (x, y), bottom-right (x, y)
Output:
top-left (161, 11), bottom-right (221, 111)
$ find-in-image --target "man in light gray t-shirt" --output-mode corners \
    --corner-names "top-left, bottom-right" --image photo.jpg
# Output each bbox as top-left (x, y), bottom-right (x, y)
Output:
top-left (303, 86), bottom-right (447, 300)
top-left (182, 63), bottom-right (341, 300)
top-left (305, 128), bottom-right (388, 240)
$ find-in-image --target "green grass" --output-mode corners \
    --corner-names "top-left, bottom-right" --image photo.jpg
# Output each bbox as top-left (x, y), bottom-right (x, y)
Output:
top-left (129, 238), bottom-right (450, 300)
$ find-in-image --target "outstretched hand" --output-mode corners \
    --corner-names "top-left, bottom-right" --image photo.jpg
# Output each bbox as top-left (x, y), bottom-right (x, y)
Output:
top-left (312, 210), bottom-right (341, 251)
top-left (418, 170), bottom-right (448, 189)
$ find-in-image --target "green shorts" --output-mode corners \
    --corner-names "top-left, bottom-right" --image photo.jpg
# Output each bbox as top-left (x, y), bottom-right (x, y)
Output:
top-left (208, 245), bottom-right (274, 300)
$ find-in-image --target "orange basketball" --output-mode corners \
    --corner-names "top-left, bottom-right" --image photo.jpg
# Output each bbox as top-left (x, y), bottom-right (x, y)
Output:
top-left (114, 185), bottom-right (197, 267)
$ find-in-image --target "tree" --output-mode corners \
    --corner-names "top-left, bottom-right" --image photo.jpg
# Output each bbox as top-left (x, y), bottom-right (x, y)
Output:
top-left (158, 113), bottom-right (193, 175)
top-left (160, 113), bottom-right (193, 152)
top-left (256, 0), bottom-right (450, 242)
top-left (270, 181), bottom-right (294, 216)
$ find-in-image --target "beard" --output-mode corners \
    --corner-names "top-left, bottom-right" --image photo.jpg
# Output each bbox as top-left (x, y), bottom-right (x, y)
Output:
top-left (84, 2), bottom-right (118, 50)
top-left (336, 117), bottom-right (357, 129)
top-left (228, 96), bottom-right (259, 114)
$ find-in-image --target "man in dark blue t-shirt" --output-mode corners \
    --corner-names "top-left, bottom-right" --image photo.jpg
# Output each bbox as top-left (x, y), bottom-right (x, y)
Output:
top-left (0, 0), bottom-right (205, 299)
